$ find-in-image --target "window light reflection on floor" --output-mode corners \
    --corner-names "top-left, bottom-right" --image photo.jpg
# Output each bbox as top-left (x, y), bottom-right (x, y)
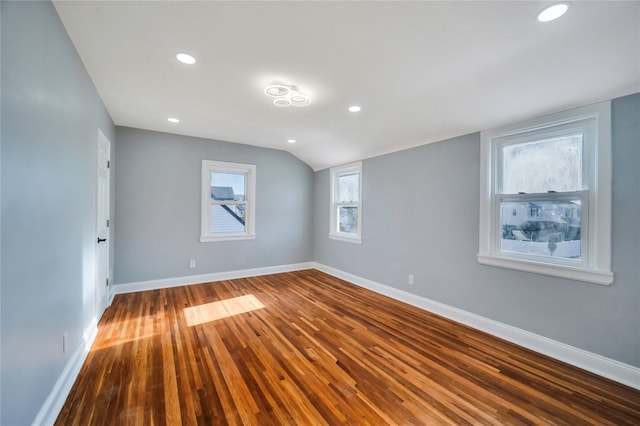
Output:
top-left (183, 294), bottom-right (265, 326)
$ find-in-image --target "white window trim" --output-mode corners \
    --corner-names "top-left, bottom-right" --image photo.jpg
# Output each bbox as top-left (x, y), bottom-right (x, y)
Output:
top-left (201, 160), bottom-right (256, 243)
top-left (329, 161), bottom-right (363, 244)
top-left (478, 101), bottom-right (613, 285)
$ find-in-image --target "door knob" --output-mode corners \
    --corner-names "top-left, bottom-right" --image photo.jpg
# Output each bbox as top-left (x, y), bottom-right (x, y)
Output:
top-left (97, 237), bottom-right (107, 244)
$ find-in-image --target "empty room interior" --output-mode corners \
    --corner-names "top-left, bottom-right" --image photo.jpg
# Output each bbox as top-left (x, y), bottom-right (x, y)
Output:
top-left (2, 0), bottom-right (640, 424)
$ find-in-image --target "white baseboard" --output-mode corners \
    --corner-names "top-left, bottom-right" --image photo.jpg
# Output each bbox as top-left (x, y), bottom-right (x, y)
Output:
top-left (313, 262), bottom-right (640, 390)
top-left (31, 318), bottom-right (99, 426)
top-left (112, 262), bottom-right (315, 295)
top-left (30, 262), bottom-right (314, 425)
top-left (38, 260), bottom-right (636, 426)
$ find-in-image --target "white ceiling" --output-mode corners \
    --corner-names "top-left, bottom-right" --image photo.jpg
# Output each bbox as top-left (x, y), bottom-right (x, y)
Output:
top-left (53, 1), bottom-right (640, 171)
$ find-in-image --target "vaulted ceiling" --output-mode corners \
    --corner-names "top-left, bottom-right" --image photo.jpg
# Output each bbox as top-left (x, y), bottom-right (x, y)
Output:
top-left (53, 1), bottom-right (639, 171)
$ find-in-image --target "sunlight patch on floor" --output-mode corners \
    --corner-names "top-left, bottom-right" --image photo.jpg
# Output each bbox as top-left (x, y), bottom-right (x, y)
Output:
top-left (184, 294), bottom-right (265, 326)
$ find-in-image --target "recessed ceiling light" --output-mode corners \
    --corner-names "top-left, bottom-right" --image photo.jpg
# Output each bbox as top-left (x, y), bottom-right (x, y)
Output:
top-left (348, 106), bottom-right (362, 112)
top-left (537, 2), bottom-right (569, 22)
top-left (167, 117), bottom-right (180, 123)
top-left (176, 53), bottom-right (196, 65)
top-left (287, 139), bottom-right (296, 144)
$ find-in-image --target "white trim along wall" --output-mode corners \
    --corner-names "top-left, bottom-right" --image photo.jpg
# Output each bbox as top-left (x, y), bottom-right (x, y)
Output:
top-left (110, 263), bottom-right (639, 390)
top-left (38, 262), bottom-right (639, 424)
top-left (311, 263), bottom-right (639, 390)
top-left (110, 262), bottom-right (315, 300)
top-left (32, 319), bottom-right (99, 426)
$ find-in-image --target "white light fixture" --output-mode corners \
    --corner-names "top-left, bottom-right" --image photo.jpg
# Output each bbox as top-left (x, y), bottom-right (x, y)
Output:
top-left (537, 2), bottom-right (569, 22)
top-left (167, 117), bottom-right (180, 123)
top-left (287, 139), bottom-right (296, 144)
top-left (264, 84), bottom-right (311, 107)
top-left (265, 85), bottom-right (290, 97)
top-left (274, 98), bottom-right (291, 107)
top-left (176, 53), bottom-right (196, 65)
top-left (348, 105), bottom-right (361, 112)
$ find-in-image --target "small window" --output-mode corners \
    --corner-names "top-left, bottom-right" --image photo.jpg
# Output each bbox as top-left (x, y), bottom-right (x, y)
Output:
top-left (330, 161), bottom-right (362, 243)
top-left (201, 160), bottom-right (256, 242)
top-left (478, 101), bottom-right (613, 285)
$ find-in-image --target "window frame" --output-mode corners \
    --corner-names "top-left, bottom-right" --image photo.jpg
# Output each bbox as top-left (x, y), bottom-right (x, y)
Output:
top-left (478, 101), bottom-right (613, 285)
top-left (200, 160), bottom-right (256, 243)
top-left (329, 161), bottom-right (363, 244)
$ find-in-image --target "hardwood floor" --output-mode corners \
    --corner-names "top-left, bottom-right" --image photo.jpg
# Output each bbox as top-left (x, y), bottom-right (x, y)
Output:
top-left (56, 270), bottom-right (640, 425)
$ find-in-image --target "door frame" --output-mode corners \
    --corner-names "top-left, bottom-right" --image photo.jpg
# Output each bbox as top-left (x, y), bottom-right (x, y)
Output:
top-left (96, 128), bottom-right (111, 318)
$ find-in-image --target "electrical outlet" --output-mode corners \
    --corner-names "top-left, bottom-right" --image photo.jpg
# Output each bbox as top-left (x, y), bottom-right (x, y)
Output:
top-left (62, 332), bottom-right (68, 354)
top-left (189, 259), bottom-right (196, 269)
top-left (408, 274), bottom-right (414, 285)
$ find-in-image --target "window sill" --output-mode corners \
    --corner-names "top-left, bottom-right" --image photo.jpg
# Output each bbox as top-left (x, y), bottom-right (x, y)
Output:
top-left (477, 254), bottom-right (613, 286)
top-left (329, 233), bottom-right (362, 244)
top-left (201, 234), bottom-right (255, 243)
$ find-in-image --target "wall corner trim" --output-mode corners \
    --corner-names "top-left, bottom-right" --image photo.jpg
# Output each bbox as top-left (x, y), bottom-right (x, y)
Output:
top-left (112, 262), bottom-right (315, 295)
top-left (312, 262), bottom-right (640, 390)
top-left (31, 318), bottom-right (99, 426)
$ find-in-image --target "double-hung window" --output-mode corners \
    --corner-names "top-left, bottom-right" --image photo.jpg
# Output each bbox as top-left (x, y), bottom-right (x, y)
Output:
top-left (478, 101), bottom-right (612, 285)
top-left (201, 160), bottom-right (256, 242)
top-left (330, 161), bottom-right (363, 243)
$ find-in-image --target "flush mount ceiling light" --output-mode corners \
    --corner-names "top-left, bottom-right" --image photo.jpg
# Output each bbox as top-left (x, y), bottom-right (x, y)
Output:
top-left (167, 117), bottom-right (180, 123)
top-left (537, 2), bottom-right (569, 22)
top-left (287, 139), bottom-right (296, 144)
top-left (265, 85), bottom-right (290, 97)
top-left (348, 105), bottom-right (362, 112)
top-left (273, 98), bottom-right (291, 107)
top-left (176, 53), bottom-right (196, 65)
top-left (264, 84), bottom-right (311, 107)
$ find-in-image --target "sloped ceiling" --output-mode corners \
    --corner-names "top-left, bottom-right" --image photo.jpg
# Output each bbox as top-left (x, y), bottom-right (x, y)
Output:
top-left (53, 1), bottom-right (640, 170)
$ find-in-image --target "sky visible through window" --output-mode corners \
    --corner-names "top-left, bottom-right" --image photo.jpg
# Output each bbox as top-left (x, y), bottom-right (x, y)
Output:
top-left (211, 172), bottom-right (245, 197)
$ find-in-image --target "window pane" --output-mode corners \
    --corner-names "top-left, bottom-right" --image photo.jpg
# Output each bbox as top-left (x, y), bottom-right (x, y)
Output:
top-left (210, 172), bottom-right (246, 234)
top-left (500, 200), bottom-right (581, 260)
top-left (501, 135), bottom-right (583, 194)
top-left (210, 204), bottom-right (246, 234)
top-left (338, 206), bottom-right (358, 233)
top-left (337, 173), bottom-right (359, 202)
top-left (211, 172), bottom-right (245, 200)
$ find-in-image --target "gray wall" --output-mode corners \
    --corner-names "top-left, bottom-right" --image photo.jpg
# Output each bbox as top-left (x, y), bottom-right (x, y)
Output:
top-left (1, 1), bottom-right (116, 424)
top-left (114, 127), bottom-right (313, 284)
top-left (314, 94), bottom-right (640, 368)
top-left (0, 3), bottom-right (636, 424)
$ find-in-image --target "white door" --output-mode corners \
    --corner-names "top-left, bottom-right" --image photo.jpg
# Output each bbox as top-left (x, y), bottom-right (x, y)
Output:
top-left (96, 129), bottom-right (111, 317)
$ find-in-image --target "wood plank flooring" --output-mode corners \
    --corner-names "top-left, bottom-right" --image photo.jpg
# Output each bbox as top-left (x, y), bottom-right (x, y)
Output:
top-left (56, 270), bottom-right (640, 425)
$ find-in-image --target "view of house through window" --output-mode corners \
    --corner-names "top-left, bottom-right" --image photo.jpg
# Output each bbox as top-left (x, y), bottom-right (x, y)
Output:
top-left (498, 134), bottom-right (584, 260)
top-left (201, 160), bottom-right (256, 242)
top-left (500, 199), bottom-right (582, 259)
top-left (337, 172), bottom-right (359, 233)
top-left (330, 161), bottom-right (362, 243)
top-left (478, 101), bottom-right (613, 285)
top-left (210, 172), bottom-right (247, 235)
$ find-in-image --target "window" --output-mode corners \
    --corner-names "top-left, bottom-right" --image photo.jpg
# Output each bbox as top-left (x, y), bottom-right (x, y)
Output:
top-left (478, 101), bottom-right (613, 285)
top-left (201, 160), bottom-right (256, 242)
top-left (330, 161), bottom-right (362, 243)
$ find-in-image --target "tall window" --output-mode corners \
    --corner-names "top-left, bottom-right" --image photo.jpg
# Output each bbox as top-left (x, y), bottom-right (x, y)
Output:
top-left (478, 101), bottom-right (612, 285)
top-left (201, 160), bottom-right (256, 242)
top-left (330, 161), bottom-right (362, 243)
